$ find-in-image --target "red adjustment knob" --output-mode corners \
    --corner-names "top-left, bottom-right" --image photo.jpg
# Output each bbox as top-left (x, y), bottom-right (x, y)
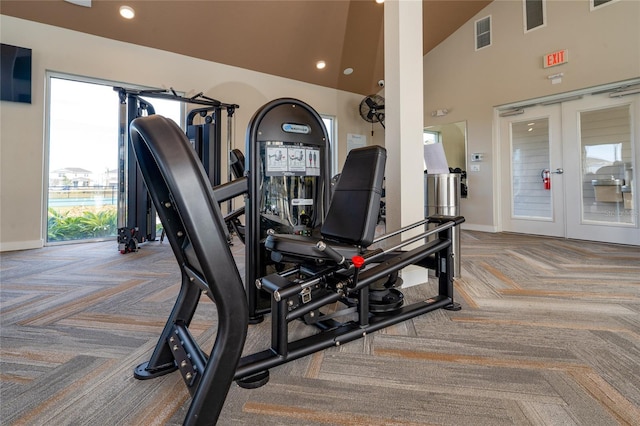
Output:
top-left (351, 255), bottom-right (365, 269)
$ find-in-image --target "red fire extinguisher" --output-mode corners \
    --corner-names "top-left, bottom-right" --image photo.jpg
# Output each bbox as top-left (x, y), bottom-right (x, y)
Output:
top-left (541, 169), bottom-right (551, 190)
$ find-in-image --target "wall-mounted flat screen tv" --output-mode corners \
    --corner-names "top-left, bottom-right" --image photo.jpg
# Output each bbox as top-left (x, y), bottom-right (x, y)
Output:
top-left (1, 43), bottom-right (32, 104)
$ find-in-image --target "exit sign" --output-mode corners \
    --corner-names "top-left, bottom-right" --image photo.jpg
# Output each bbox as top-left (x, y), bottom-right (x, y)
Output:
top-left (544, 49), bottom-right (568, 68)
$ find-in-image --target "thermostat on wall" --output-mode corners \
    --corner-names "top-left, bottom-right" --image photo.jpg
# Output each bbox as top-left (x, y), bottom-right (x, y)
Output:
top-left (471, 153), bottom-right (483, 162)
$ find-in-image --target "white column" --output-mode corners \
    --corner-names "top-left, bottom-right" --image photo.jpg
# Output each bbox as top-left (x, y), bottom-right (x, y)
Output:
top-left (383, 0), bottom-right (425, 232)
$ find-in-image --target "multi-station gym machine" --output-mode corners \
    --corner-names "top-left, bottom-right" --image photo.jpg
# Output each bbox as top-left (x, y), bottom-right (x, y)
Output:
top-left (244, 98), bottom-right (332, 322)
top-left (127, 97), bottom-right (464, 424)
top-left (115, 87), bottom-right (238, 253)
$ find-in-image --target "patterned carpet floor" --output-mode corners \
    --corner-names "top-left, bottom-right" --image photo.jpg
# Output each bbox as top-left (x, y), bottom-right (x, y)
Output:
top-left (1, 231), bottom-right (639, 425)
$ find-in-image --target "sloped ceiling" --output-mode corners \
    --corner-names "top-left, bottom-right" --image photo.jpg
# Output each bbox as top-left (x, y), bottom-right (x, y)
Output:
top-left (1, 0), bottom-right (491, 95)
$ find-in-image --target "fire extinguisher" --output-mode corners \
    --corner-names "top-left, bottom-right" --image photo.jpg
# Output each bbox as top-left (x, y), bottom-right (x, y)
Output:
top-left (541, 169), bottom-right (551, 190)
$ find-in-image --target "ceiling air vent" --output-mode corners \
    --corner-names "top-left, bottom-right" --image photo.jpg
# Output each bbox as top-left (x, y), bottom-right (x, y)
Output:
top-left (475, 16), bottom-right (491, 50)
top-left (64, 0), bottom-right (92, 6)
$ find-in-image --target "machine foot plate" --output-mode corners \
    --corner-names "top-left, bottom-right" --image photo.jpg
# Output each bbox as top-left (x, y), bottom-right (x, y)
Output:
top-left (444, 302), bottom-right (462, 311)
top-left (236, 370), bottom-right (270, 389)
top-left (134, 361), bottom-right (177, 380)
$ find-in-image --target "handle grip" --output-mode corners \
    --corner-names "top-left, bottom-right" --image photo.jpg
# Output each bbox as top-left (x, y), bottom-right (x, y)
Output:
top-left (315, 241), bottom-right (346, 265)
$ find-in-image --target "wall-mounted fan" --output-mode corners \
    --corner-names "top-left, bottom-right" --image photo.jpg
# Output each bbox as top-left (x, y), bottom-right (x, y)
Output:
top-left (359, 94), bottom-right (385, 135)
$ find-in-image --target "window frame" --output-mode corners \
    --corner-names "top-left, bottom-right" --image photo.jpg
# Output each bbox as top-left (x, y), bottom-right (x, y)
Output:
top-left (590, 0), bottom-right (618, 11)
top-left (423, 129), bottom-right (441, 145)
top-left (474, 15), bottom-right (492, 51)
top-left (44, 71), bottom-right (184, 245)
top-left (523, 0), bottom-right (547, 34)
top-left (321, 114), bottom-right (338, 176)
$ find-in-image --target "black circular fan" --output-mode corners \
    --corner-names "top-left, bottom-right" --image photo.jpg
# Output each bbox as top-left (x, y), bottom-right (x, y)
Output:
top-left (359, 94), bottom-right (385, 127)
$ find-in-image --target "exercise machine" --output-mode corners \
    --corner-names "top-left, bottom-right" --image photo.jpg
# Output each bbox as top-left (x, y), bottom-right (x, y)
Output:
top-left (128, 104), bottom-right (464, 424)
top-left (244, 98), bottom-right (332, 322)
top-left (115, 87), bottom-right (238, 253)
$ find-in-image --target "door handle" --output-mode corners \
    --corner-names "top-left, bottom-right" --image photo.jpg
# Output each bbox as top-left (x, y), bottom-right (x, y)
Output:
top-left (553, 168), bottom-right (564, 174)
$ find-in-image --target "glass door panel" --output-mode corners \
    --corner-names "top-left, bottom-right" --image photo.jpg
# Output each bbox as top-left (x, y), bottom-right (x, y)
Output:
top-left (47, 76), bottom-right (183, 245)
top-left (500, 104), bottom-right (564, 237)
top-left (47, 77), bottom-right (119, 243)
top-left (579, 105), bottom-right (634, 225)
top-left (562, 94), bottom-right (639, 245)
top-left (512, 118), bottom-right (552, 219)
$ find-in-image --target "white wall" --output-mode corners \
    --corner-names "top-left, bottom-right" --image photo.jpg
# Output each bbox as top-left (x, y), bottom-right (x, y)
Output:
top-left (0, 16), bottom-right (372, 250)
top-left (423, 0), bottom-right (640, 231)
top-left (4, 0), bottom-right (639, 249)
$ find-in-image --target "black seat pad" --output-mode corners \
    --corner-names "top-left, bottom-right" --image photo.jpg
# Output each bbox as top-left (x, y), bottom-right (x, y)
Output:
top-left (264, 145), bottom-right (386, 264)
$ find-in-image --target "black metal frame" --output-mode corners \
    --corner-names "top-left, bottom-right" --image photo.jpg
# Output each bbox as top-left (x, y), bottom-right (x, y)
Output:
top-left (186, 105), bottom-right (237, 187)
top-left (245, 98), bottom-right (332, 322)
top-left (129, 112), bottom-right (464, 426)
top-left (117, 93), bottom-right (157, 253)
top-left (234, 216), bottom-right (462, 384)
top-left (115, 87), bottom-right (238, 253)
top-left (129, 115), bottom-right (248, 425)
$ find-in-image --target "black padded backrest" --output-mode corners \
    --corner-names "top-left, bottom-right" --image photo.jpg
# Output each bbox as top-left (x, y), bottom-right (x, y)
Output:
top-left (321, 145), bottom-right (386, 247)
top-left (129, 114), bottom-right (248, 321)
top-left (230, 148), bottom-right (245, 179)
top-left (129, 115), bottom-right (249, 424)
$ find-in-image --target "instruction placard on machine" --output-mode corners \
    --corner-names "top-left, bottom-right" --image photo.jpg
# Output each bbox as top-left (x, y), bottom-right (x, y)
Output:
top-left (265, 146), bottom-right (320, 176)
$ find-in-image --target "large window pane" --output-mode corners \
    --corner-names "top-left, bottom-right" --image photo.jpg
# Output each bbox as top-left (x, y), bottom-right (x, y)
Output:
top-left (47, 78), bottom-right (119, 243)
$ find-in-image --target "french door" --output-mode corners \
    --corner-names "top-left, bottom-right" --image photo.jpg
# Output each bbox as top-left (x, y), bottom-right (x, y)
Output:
top-left (500, 104), bottom-right (565, 237)
top-left (562, 94), bottom-right (638, 245)
top-left (500, 92), bottom-right (639, 245)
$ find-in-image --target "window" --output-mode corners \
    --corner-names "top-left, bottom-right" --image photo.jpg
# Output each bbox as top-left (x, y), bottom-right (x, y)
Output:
top-left (46, 73), bottom-right (182, 244)
top-left (321, 115), bottom-right (338, 176)
top-left (423, 130), bottom-right (440, 145)
top-left (475, 16), bottom-right (491, 50)
top-left (46, 76), bottom-right (120, 243)
top-left (591, 0), bottom-right (617, 10)
top-left (523, 0), bottom-right (546, 32)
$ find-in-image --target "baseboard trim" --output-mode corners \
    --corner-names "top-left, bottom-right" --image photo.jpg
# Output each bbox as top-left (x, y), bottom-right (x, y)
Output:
top-left (460, 223), bottom-right (498, 233)
top-left (1, 239), bottom-right (44, 252)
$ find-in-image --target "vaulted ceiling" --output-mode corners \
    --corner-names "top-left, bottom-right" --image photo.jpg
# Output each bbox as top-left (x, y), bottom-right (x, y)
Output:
top-left (1, 0), bottom-right (492, 95)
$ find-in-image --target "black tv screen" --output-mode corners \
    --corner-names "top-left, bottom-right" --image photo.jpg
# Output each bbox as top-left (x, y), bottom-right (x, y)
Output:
top-left (1, 43), bottom-right (32, 104)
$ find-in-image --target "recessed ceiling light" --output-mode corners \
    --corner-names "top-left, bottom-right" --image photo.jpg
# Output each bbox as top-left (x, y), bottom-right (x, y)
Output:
top-left (119, 5), bottom-right (135, 19)
top-left (375, 0), bottom-right (384, 4)
top-left (343, 68), bottom-right (354, 75)
top-left (316, 60), bottom-right (326, 70)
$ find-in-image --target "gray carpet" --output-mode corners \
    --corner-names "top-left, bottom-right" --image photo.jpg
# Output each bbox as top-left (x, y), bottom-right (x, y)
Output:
top-left (1, 231), bottom-right (639, 425)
